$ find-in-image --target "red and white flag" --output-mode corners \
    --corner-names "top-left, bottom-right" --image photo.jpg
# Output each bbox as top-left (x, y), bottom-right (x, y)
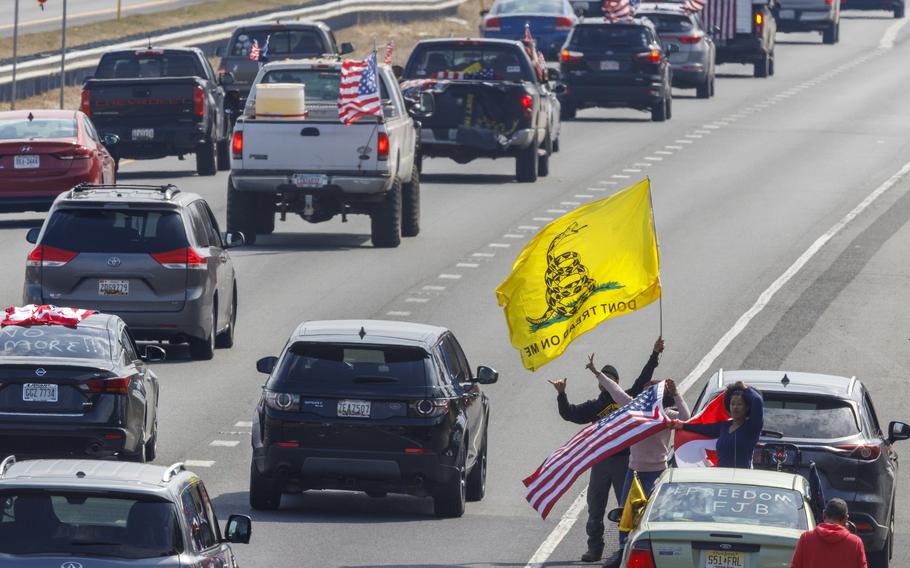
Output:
top-left (338, 52), bottom-right (383, 126)
top-left (384, 40), bottom-right (395, 65)
top-left (2, 305), bottom-right (95, 327)
top-left (703, 0), bottom-right (736, 40)
top-left (674, 392), bottom-right (728, 467)
top-left (682, 0), bottom-right (705, 12)
top-left (524, 383), bottom-right (670, 519)
top-left (249, 39), bottom-right (261, 61)
top-left (603, 0), bottom-right (633, 21)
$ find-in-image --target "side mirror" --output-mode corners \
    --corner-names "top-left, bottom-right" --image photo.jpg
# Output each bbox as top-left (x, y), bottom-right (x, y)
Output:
top-left (606, 507), bottom-right (623, 523)
top-left (888, 421), bottom-right (910, 443)
top-left (667, 44), bottom-right (680, 54)
top-left (480, 9), bottom-right (490, 16)
top-left (215, 46), bottom-right (227, 58)
top-left (223, 514), bottom-right (252, 544)
top-left (475, 365), bottom-right (498, 384)
top-left (340, 42), bottom-right (355, 55)
top-left (102, 133), bottom-right (120, 146)
top-left (223, 231), bottom-right (245, 248)
top-left (553, 82), bottom-right (567, 95)
top-left (846, 520), bottom-right (857, 534)
top-left (26, 227), bottom-right (40, 244)
top-left (142, 345), bottom-right (167, 362)
top-left (712, 24), bottom-right (721, 35)
top-left (545, 67), bottom-right (561, 82)
top-left (219, 72), bottom-right (235, 86)
top-left (256, 356), bottom-right (278, 374)
top-left (392, 64), bottom-right (404, 79)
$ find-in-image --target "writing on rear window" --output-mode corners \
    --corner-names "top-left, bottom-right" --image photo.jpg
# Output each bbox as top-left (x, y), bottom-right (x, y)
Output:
top-left (648, 483), bottom-right (808, 530)
top-left (0, 326), bottom-right (110, 359)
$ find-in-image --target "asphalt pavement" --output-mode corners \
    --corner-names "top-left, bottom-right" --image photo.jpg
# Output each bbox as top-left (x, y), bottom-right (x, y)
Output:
top-left (0, 13), bottom-right (909, 567)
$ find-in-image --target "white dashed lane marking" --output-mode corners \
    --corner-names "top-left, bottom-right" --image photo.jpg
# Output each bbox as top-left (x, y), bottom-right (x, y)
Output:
top-left (386, 311), bottom-right (411, 317)
top-left (456, 262), bottom-right (480, 268)
top-left (234, 421), bottom-right (252, 428)
top-left (423, 285), bottom-right (446, 291)
top-left (439, 273), bottom-right (463, 279)
top-left (473, 252), bottom-right (496, 257)
top-left (184, 460), bottom-right (216, 468)
top-left (406, 297), bottom-right (430, 303)
top-left (210, 440), bottom-right (240, 448)
top-left (532, 216), bottom-right (554, 221)
top-left (489, 243), bottom-right (512, 248)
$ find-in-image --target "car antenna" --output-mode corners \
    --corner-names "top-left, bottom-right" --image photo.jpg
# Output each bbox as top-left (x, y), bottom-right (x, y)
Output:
top-left (359, 326), bottom-right (366, 340)
top-left (26, 112), bottom-right (34, 122)
top-left (781, 373), bottom-right (790, 386)
top-left (147, 36), bottom-right (152, 49)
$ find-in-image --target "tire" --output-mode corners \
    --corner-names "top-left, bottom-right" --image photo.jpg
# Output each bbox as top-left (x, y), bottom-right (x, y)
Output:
top-left (769, 51), bottom-right (776, 76)
top-left (894, 4), bottom-right (904, 18)
top-left (710, 74), bottom-right (716, 97)
top-left (696, 76), bottom-right (711, 99)
top-left (537, 132), bottom-right (552, 178)
top-left (822, 23), bottom-right (836, 44)
top-left (415, 152), bottom-right (423, 173)
top-left (189, 306), bottom-right (216, 361)
top-left (651, 98), bottom-right (668, 122)
top-left (560, 103), bottom-right (576, 120)
top-left (215, 286), bottom-right (236, 349)
top-left (195, 137), bottom-right (217, 176)
top-left (124, 434), bottom-right (147, 463)
top-left (114, 157), bottom-right (121, 173)
top-left (553, 137), bottom-right (560, 153)
top-left (370, 178), bottom-right (402, 248)
top-left (227, 176), bottom-right (258, 246)
top-left (515, 136), bottom-right (538, 183)
top-left (256, 195), bottom-right (275, 235)
top-left (249, 461), bottom-right (282, 511)
top-left (434, 444), bottom-right (466, 518)
top-left (666, 96), bottom-right (672, 120)
top-left (216, 137), bottom-right (231, 171)
top-left (754, 53), bottom-right (770, 78)
top-left (401, 165), bottom-right (420, 238)
top-left (466, 428), bottom-right (487, 502)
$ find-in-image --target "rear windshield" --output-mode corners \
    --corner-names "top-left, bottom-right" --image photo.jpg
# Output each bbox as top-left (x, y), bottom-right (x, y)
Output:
top-left (0, 325), bottom-right (110, 360)
top-left (95, 52), bottom-right (202, 79)
top-left (0, 491), bottom-right (180, 558)
top-left (492, 0), bottom-right (566, 15)
top-left (763, 396), bottom-right (860, 439)
top-left (641, 13), bottom-right (696, 33)
top-left (0, 118), bottom-right (76, 140)
top-left (570, 25), bottom-right (652, 48)
top-left (260, 69), bottom-right (348, 103)
top-left (230, 29), bottom-right (328, 58)
top-left (272, 342), bottom-right (430, 391)
top-left (648, 483), bottom-right (809, 530)
top-left (406, 45), bottom-right (531, 81)
top-left (42, 209), bottom-right (188, 254)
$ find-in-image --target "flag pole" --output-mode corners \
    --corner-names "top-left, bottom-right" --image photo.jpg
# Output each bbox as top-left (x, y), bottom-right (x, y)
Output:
top-left (646, 177), bottom-right (663, 339)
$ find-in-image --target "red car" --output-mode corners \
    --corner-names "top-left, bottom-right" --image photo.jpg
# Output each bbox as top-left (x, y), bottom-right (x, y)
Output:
top-left (0, 109), bottom-right (117, 213)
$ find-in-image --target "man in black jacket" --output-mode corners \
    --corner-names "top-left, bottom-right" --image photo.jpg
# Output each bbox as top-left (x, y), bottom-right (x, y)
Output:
top-left (548, 337), bottom-right (664, 563)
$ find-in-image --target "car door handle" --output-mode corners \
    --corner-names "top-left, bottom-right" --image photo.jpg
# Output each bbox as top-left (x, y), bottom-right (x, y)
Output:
top-left (300, 127), bottom-right (320, 136)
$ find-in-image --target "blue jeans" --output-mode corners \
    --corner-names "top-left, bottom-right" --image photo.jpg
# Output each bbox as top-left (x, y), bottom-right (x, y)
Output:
top-left (617, 468), bottom-right (663, 547)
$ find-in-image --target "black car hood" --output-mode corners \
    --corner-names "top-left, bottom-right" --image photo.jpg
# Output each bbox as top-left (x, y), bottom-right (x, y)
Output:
top-left (0, 555), bottom-right (182, 567)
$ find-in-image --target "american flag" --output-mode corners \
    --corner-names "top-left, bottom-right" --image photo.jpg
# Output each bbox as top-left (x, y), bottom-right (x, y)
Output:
top-left (2, 305), bottom-right (95, 327)
top-left (338, 51), bottom-right (383, 125)
top-left (384, 40), bottom-right (394, 65)
top-left (248, 39), bottom-right (260, 61)
top-left (603, 0), bottom-right (634, 21)
top-left (682, 0), bottom-right (705, 12)
top-left (524, 383), bottom-right (670, 519)
top-left (703, 0), bottom-right (735, 40)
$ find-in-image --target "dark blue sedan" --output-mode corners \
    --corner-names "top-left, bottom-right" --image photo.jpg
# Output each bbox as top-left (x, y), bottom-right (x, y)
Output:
top-left (480, 0), bottom-right (578, 60)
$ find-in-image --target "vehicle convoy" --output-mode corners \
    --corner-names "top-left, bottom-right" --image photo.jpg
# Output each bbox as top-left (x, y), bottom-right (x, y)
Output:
top-left (215, 22), bottom-right (354, 120)
top-left (228, 58), bottom-right (424, 247)
top-left (479, 0), bottom-right (579, 59)
top-left (82, 47), bottom-right (232, 176)
top-left (0, 311), bottom-right (160, 462)
top-left (249, 320), bottom-right (498, 518)
top-left (693, 370), bottom-right (910, 568)
top-left (0, 458), bottom-right (252, 565)
top-left (842, 0), bottom-right (904, 17)
top-left (400, 38), bottom-right (560, 183)
top-left (0, 110), bottom-right (117, 212)
top-left (775, 0), bottom-right (841, 44)
top-left (23, 184), bottom-right (244, 361)
top-left (706, 0), bottom-right (778, 77)
top-left (558, 18), bottom-right (675, 121)
top-left (636, 4), bottom-right (716, 98)
top-left (610, 467), bottom-right (817, 568)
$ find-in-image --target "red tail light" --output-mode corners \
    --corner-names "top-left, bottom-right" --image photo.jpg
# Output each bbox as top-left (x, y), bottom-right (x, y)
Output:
top-left (636, 50), bottom-right (662, 63)
top-left (483, 16), bottom-right (502, 31)
top-left (193, 85), bottom-right (205, 118)
top-left (150, 247), bottom-right (207, 270)
top-left (836, 444), bottom-right (882, 461)
top-left (825, 0), bottom-right (833, 5)
top-left (404, 448), bottom-right (432, 454)
top-left (377, 132), bottom-right (389, 160)
top-left (80, 90), bottom-right (92, 117)
top-left (231, 131), bottom-right (243, 158)
top-left (628, 539), bottom-right (656, 568)
top-left (852, 521), bottom-right (875, 532)
top-left (555, 16), bottom-right (574, 30)
top-left (521, 94), bottom-right (533, 110)
top-left (678, 35), bottom-right (702, 44)
top-left (55, 146), bottom-right (93, 160)
top-left (83, 377), bottom-right (131, 395)
top-left (561, 49), bottom-right (584, 62)
top-left (754, 10), bottom-right (764, 33)
top-left (409, 399), bottom-right (449, 418)
top-left (272, 441), bottom-right (300, 447)
top-left (27, 245), bottom-right (78, 267)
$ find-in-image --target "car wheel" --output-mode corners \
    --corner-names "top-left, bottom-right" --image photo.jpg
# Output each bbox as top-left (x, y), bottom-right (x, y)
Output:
top-left (249, 461), bottom-right (282, 511)
top-left (216, 137), bottom-right (231, 171)
top-left (370, 177), bottom-right (402, 248)
top-left (516, 136), bottom-right (538, 183)
top-left (466, 428), bottom-right (488, 502)
top-left (189, 306), bottom-right (216, 360)
top-left (696, 76), bottom-right (711, 99)
top-left (894, 4), bottom-right (904, 18)
top-left (215, 286), bottom-right (236, 349)
top-left (651, 98), bottom-right (668, 122)
top-left (560, 103), bottom-right (576, 120)
top-left (256, 195), bottom-right (275, 235)
top-left (124, 434), bottom-right (147, 463)
top-left (537, 132), bottom-right (552, 178)
top-left (227, 176), bottom-right (257, 246)
top-left (769, 51), bottom-right (776, 76)
top-left (754, 53), bottom-right (770, 78)
top-left (553, 137), bottom-right (560, 153)
top-left (710, 74), bottom-right (716, 97)
top-left (195, 137), bottom-right (217, 176)
top-left (665, 96), bottom-right (672, 120)
top-left (434, 444), bottom-right (466, 518)
top-left (401, 165), bottom-right (420, 238)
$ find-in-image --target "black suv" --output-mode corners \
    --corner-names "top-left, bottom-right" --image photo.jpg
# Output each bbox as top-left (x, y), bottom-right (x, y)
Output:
top-left (693, 370), bottom-right (910, 568)
top-left (559, 17), bottom-right (673, 121)
top-left (250, 320), bottom-right (498, 517)
top-left (0, 311), bottom-right (162, 461)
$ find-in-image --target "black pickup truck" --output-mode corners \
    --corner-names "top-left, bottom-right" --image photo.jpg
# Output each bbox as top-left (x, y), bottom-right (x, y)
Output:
top-left (81, 47), bottom-right (231, 176)
top-left (400, 38), bottom-right (562, 183)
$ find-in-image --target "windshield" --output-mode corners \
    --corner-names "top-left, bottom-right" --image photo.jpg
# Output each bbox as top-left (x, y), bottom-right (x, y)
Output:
top-left (571, 25), bottom-right (652, 49)
top-left (763, 396), bottom-right (860, 439)
top-left (42, 209), bottom-right (188, 254)
top-left (642, 14), bottom-right (696, 33)
top-left (0, 118), bottom-right (76, 140)
top-left (647, 483), bottom-right (809, 530)
top-left (0, 325), bottom-right (110, 360)
top-left (95, 52), bottom-right (201, 78)
top-left (406, 45), bottom-right (530, 81)
top-left (492, 0), bottom-right (566, 14)
top-left (0, 492), bottom-right (180, 558)
top-left (230, 29), bottom-right (328, 58)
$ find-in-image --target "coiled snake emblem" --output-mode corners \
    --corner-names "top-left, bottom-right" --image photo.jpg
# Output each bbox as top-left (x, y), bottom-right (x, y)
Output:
top-left (527, 222), bottom-right (597, 326)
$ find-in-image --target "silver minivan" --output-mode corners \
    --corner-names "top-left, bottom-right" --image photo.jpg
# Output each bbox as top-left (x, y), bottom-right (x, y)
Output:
top-left (775, 0), bottom-right (841, 44)
top-left (638, 4), bottom-right (717, 98)
top-left (23, 184), bottom-right (243, 360)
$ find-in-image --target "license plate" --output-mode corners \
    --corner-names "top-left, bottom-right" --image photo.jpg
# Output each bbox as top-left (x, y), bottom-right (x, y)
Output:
top-left (291, 173), bottom-right (328, 188)
top-left (337, 399), bottom-right (371, 418)
top-left (99, 279), bottom-right (129, 296)
top-left (705, 550), bottom-right (745, 568)
top-left (600, 60), bottom-right (620, 71)
top-left (132, 128), bottom-right (154, 141)
top-left (23, 383), bottom-right (58, 403)
top-left (14, 155), bottom-right (39, 169)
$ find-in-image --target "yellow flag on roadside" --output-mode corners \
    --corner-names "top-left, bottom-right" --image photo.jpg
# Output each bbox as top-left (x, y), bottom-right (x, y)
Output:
top-left (495, 179), bottom-right (661, 371)
top-left (619, 473), bottom-right (648, 532)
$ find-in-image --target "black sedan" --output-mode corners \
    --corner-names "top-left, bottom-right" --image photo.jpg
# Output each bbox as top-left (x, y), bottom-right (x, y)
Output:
top-left (693, 370), bottom-right (910, 568)
top-left (0, 311), bottom-right (162, 461)
top-left (249, 320), bottom-right (498, 517)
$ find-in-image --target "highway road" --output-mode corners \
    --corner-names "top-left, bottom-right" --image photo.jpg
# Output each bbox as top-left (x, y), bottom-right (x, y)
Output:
top-left (2, 13), bottom-right (910, 567)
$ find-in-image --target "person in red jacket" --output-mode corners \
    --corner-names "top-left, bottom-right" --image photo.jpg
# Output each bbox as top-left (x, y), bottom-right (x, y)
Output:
top-left (791, 498), bottom-right (867, 568)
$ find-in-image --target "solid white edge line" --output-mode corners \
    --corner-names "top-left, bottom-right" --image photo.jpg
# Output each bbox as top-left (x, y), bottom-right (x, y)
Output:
top-left (524, 488), bottom-right (589, 568)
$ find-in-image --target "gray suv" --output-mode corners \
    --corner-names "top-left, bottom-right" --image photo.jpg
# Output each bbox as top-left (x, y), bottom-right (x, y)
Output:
top-left (0, 457), bottom-right (252, 565)
top-left (638, 4), bottom-right (716, 98)
top-left (23, 184), bottom-right (244, 360)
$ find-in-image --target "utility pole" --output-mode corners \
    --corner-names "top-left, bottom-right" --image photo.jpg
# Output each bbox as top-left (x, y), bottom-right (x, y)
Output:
top-left (59, 0), bottom-right (68, 109)
top-left (11, 0), bottom-right (19, 110)
top-left (118, 0), bottom-right (123, 20)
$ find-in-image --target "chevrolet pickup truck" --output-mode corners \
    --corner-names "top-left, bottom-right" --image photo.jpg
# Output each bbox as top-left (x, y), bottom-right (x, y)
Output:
top-left (228, 59), bottom-right (428, 247)
top-left (708, 0), bottom-right (778, 78)
top-left (82, 47), bottom-right (231, 175)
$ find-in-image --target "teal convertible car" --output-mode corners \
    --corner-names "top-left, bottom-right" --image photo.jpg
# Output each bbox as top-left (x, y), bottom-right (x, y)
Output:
top-left (609, 468), bottom-right (816, 568)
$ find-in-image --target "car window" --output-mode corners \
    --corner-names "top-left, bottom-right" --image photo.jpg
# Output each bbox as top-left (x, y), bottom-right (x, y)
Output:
top-left (259, 68), bottom-right (390, 104)
top-left (647, 483), bottom-right (809, 530)
top-left (120, 329), bottom-right (139, 363)
top-left (0, 118), bottom-right (76, 140)
top-left (493, 0), bottom-right (566, 14)
top-left (189, 202), bottom-right (220, 247)
top-left (199, 202), bottom-right (223, 247)
top-left (862, 391), bottom-right (883, 437)
top-left (230, 29), bottom-right (327, 58)
top-left (81, 117), bottom-right (100, 143)
top-left (641, 14), bottom-right (696, 33)
top-left (180, 485), bottom-right (216, 551)
top-left (763, 395), bottom-right (860, 439)
top-left (42, 209), bottom-right (189, 254)
top-left (196, 483), bottom-right (222, 542)
top-left (447, 335), bottom-right (473, 381)
top-left (96, 51), bottom-right (202, 79)
top-left (406, 45), bottom-right (532, 82)
top-left (0, 491), bottom-right (180, 558)
top-left (0, 324), bottom-right (111, 360)
top-left (571, 25), bottom-right (652, 49)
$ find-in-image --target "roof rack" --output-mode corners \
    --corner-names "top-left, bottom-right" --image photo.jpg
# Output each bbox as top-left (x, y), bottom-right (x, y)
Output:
top-left (161, 462), bottom-right (186, 483)
top-left (0, 455), bottom-right (15, 477)
top-left (69, 183), bottom-right (181, 200)
top-left (717, 368), bottom-right (724, 389)
top-left (847, 375), bottom-right (857, 396)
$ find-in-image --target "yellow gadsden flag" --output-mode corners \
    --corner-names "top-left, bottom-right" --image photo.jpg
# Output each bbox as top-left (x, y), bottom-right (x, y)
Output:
top-left (618, 473), bottom-right (648, 532)
top-left (495, 179), bottom-right (661, 371)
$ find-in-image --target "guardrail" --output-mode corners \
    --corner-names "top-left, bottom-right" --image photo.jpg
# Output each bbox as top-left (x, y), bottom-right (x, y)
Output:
top-left (0, 0), bottom-right (468, 102)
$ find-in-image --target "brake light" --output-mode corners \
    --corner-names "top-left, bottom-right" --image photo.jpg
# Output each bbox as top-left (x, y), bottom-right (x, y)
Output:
top-left (272, 441), bottom-right (300, 447)
top-left (150, 247), bottom-right (207, 270)
top-left (193, 85), bottom-right (205, 118)
top-left (404, 448), bottom-right (432, 454)
top-left (409, 399), bottom-right (449, 418)
top-left (678, 35), bottom-right (702, 44)
top-left (628, 539), bottom-right (656, 568)
top-left (521, 94), bottom-right (533, 110)
top-left (836, 444), bottom-right (882, 461)
top-left (82, 377), bottom-right (131, 395)
top-left (555, 16), bottom-right (574, 30)
top-left (825, 0), bottom-right (833, 5)
top-left (80, 90), bottom-right (92, 117)
top-left (483, 16), bottom-right (502, 31)
top-left (377, 132), bottom-right (389, 160)
top-left (561, 50), bottom-right (584, 62)
top-left (852, 521), bottom-right (875, 532)
top-left (636, 50), bottom-right (662, 63)
top-left (27, 245), bottom-right (78, 267)
top-left (232, 131), bottom-right (243, 158)
top-left (55, 146), bottom-right (93, 160)
top-left (754, 10), bottom-right (764, 33)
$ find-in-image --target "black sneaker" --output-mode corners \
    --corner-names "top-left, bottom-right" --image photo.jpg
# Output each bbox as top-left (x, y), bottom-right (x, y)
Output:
top-left (580, 548), bottom-right (603, 562)
top-left (602, 550), bottom-right (622, 568)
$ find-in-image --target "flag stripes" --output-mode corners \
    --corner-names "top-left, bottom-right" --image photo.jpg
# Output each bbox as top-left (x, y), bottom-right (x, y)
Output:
top-left (338, 51), bottom-right (382, 125)
top-left (704, 0), bottom-right (736, 40)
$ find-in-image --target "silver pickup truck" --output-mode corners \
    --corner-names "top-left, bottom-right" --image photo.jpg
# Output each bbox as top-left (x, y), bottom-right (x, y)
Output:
top-left (228, 59), bottom-right (428, 247)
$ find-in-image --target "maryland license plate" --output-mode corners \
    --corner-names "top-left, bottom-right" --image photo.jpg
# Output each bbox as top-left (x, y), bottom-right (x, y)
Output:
top-left (14, 155), bottom-right (40, 169)
top-left (291, 173), bottom-right (328, 188)
top-left (99, 279), bottom-right (129, 296)
top-left (600, 60), bottom-right (620, 71)
top-left (337, 399), bottom-right (370, 418)
top-left (705, 550), bottom-right (745, 568)
top-left (131, 128), bottom-right (155, 141)
top-left (23, 383), bottom-right (58, 403)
